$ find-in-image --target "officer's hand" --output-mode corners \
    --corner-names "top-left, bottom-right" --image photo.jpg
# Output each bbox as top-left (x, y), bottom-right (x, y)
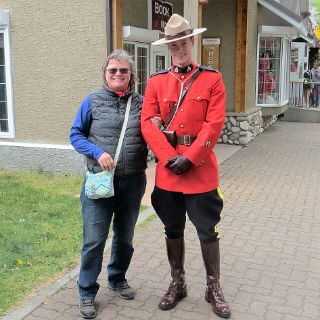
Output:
top-left (168, 155), bottom-right (192, 175)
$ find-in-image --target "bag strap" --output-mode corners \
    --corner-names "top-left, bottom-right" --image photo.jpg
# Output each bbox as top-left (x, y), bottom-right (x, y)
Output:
top-left (113, 95), bottom-right (132, 168)
top-left (163, 69), bottom-right (201, 129)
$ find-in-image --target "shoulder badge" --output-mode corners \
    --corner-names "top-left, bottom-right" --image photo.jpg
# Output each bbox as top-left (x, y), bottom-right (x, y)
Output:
top-left (199, 65), bottom-right (219, 73)
top-left (150, 69), bottom-right (169, 78)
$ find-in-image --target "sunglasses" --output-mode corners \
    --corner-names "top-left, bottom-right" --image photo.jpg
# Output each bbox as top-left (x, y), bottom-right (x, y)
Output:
top-left (106, 68), bottom-right (130, 75)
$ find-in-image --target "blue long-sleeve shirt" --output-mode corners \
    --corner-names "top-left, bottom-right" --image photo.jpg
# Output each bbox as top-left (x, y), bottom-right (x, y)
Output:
top-left (70, 96), bottom-right (105, 161)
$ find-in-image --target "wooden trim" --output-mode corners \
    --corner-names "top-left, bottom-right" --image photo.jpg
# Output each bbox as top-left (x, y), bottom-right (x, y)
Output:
top-left (235, 0), bottom-right (248, 113)
top-left (112, 0), bottom-right (123, 50)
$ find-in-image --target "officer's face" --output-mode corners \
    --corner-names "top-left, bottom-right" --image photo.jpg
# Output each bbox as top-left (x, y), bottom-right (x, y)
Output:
top-left (168, 37), bottom-right (194, 67)
top-left (104, 59), bottom-right (131, 92)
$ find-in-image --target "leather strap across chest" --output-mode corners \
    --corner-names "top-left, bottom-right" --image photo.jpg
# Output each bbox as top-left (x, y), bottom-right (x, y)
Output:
top-left (162, 68), bottom-right (201, 130)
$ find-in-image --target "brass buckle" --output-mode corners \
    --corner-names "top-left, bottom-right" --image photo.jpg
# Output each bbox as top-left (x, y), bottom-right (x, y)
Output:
top-left (184, 135), bottom-right (191, 146)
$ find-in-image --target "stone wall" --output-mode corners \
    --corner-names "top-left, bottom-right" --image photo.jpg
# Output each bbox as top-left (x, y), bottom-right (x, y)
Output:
top-left (218, 110), bottom-right (277, 145)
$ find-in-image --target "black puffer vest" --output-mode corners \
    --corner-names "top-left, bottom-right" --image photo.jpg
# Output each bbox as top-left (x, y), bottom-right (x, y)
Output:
top-left (86, 86), bottom-right (148, 176)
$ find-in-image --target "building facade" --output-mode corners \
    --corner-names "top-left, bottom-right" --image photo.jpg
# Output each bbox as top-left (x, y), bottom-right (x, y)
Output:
top-left (0, 0), bottom-right (316, 173)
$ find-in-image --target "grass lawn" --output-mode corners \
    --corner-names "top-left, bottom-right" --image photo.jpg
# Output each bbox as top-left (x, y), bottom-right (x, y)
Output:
top-left (0, 169), bottom-right (151, 316)
top-left (0, 169), bottom-right (83, 316)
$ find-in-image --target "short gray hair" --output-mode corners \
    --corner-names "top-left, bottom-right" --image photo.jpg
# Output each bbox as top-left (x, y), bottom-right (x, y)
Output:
top-left (102, 49), bottom-right (136, 88)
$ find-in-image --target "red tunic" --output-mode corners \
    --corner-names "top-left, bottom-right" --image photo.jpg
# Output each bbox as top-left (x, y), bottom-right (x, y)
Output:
top-left (141, 62), bottom-right (226, 194)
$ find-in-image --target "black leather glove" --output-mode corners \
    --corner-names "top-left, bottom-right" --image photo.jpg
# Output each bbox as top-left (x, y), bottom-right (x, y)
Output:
top-left (167, 155), bottom-right (192, 175)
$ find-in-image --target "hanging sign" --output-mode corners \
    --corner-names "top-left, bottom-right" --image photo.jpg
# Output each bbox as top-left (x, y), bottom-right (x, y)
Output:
top-left (202, 38), bottom-right (221, 70)
top-left (152, 0), bottom-right (173, 32)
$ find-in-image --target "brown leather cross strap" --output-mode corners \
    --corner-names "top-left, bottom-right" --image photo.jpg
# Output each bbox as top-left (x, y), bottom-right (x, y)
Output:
top-left (162, 68), bottom-right (201, 130)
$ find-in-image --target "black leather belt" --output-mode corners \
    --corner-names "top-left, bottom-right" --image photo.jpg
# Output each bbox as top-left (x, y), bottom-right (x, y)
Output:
top-left (176, 135), bottom-right (197, 146)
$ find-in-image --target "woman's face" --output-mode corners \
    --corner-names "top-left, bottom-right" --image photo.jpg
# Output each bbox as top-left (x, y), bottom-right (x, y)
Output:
top-left (105, 59), bottom-right (131, 92)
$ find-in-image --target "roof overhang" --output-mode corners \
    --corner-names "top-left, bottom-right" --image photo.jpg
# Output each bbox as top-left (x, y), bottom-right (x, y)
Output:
top-left (258, 0), bottom-right (302, 29)
top-left (258, 0), bottom-right (315, 45)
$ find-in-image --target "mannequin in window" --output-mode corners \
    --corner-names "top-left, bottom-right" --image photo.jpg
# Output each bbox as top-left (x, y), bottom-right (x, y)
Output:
top-left (265, 71), bottom-right (276, 104)
top-left (258, 51), bottom-right (270, 102)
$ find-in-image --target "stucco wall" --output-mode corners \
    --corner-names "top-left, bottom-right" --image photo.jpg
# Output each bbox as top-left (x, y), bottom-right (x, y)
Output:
top-left (0, 1), bottom-right (9, 9)
top-left (202, 0), bottom-right (236, 112)
top-left (1, 0), bottom-right (106, 144)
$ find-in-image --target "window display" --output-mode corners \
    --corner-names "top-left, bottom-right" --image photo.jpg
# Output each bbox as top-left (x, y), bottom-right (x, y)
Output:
top-left (257, 36), bottom-right (281, 105)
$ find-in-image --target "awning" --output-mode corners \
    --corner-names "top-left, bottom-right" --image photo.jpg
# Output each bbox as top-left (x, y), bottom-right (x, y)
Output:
top-left (258, 0), bottom-right (315, 45)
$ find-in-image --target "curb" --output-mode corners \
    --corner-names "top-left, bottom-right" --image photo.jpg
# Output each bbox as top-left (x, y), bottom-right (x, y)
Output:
top-left (3, 207), bottom-right (156, 320)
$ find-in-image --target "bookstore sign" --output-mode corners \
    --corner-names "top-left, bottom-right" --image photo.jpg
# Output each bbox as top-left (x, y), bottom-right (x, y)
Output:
top-left (152, 0), bottom-right (173, 32)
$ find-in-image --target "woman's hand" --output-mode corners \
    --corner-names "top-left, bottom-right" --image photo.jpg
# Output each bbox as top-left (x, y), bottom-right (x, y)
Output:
top-left (151, 116), bottom-right (163, 128)
top-left (98, 152), bottom-right (114, 171)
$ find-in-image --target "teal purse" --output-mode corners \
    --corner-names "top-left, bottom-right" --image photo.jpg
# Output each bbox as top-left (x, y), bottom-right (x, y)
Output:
top-left (85, 170), bottom-right (114, 199)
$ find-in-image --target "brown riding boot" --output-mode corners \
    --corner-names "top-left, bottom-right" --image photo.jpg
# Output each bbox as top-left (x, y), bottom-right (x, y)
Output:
top-left (158, 237), bottom-right (187, 310)
top-left (201, 241), bottom-right (231, 318)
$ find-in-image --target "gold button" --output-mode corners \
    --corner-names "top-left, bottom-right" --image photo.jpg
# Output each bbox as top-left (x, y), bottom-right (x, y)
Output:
top-left (181, 75), bottom-right (185, 79)
top-left (180, 124), bottom-right (184, 128)
top-left (205, 141), bottom-right (211, 148)
top-left (180, 108), bottom-right (184, 112)
top-left (163, 98), bottom-right (168, 103)
top-left (197, 96), bottom-right (201, 101)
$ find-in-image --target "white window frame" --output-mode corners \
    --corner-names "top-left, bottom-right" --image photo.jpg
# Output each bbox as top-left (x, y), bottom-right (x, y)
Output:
top-left (256, 29), bottom-right (291, 107)
top-left (0, 11), bottom-right (14, 138)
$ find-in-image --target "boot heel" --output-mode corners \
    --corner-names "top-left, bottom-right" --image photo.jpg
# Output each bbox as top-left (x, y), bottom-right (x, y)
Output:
top-left (205, 289), bottom-right (210, 303)
top-left (181, 284), bottom-right (187, 298)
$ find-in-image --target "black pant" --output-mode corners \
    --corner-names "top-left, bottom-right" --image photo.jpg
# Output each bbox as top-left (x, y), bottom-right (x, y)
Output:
top-left (151, 186), bottom-right (223, 243)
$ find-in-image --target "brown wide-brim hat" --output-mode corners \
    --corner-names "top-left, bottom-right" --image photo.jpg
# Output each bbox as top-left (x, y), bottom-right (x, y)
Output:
top-left (152, 14), bottom-right (206, 46)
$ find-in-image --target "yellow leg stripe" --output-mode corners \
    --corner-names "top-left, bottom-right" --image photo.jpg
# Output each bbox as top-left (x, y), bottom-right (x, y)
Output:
top-left (214, 225), bottom-right (221, 239)
top-left (217, 185), bottom-right (224, 203)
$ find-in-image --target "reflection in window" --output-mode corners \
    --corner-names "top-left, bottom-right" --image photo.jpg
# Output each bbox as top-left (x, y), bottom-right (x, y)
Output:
top-left (258, 36), bottom-right (281, 105)
top-left (123, 43), bottom-right (134, 57)
top-left (290, 48), bottom-right (299, 72)
top-left (0, 33), bottom-right (8, 132)
top-left (155, 55), bottom-right (165, 72)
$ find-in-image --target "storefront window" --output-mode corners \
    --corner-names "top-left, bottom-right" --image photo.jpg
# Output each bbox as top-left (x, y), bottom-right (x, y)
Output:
top-left (123, 42), bottom-right (149, 95)
top-left (257, 36), bottom-right (281, 105)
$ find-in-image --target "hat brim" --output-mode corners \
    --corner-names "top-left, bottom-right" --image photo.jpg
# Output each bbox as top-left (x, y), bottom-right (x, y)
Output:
top-left (152, 28), bottom-right (207, 46)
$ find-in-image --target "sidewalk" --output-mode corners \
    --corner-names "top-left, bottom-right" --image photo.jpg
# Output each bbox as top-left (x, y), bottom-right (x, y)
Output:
top-left (5, 121), bottom-right (320, 320)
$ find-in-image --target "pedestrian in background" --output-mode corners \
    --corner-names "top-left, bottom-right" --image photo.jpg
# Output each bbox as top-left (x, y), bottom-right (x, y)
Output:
top-left (70, 49), bottom-right (148, 319)
top-left (141, 14), bottom-right (231, 318)
top-left (303, 62), bottom-right (312, 108)
top-left (311, 61), bottom-right (320, 107)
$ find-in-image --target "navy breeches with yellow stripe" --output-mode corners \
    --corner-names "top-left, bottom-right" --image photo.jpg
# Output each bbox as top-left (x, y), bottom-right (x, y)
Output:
top-left (151, 186), bottom-right (224, 243)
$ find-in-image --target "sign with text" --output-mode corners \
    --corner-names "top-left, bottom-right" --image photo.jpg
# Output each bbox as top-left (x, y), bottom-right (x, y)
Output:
top-left (152, 0), bottom-right (173, 32)
top-left (202, 38), bottom-right (221, 70)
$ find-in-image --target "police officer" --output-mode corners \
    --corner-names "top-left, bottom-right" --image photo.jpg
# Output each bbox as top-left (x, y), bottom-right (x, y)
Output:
top-left (141, 14), bottom-right (231, 318)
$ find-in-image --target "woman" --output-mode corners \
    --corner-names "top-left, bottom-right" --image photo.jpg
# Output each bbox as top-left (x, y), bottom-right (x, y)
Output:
top-left (70, 49), bottom-right (148, 319)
